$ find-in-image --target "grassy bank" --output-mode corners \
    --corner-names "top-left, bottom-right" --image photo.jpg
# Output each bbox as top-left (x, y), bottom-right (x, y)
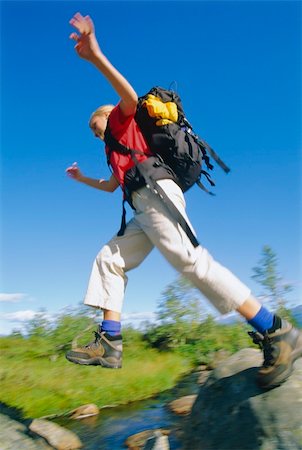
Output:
top-left (4, 303), bottom-right (293, 419)
top-left (0, 334), bottom-right (191, 418)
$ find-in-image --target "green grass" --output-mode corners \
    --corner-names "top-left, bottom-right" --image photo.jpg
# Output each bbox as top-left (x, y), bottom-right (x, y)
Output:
top-left (0, 336), bottom-right (191, 418)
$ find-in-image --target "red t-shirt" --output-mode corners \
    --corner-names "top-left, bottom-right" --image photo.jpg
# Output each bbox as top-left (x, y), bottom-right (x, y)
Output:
top-left (106, 104), bottom-right (152, 188)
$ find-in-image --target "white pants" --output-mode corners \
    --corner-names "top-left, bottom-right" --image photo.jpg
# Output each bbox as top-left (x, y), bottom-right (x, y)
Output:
top-left (84, 180), bottom-right (251, 314)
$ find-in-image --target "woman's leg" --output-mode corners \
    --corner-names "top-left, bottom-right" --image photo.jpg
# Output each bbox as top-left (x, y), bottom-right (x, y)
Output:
top-left (132, 181), bottom-right (251, 315)
top-left (66, 216), bottom-right (154, 368)
top-left (132, 180), bottom-right (302, 388)
top-left (84, 216), bottom-right (154, 313)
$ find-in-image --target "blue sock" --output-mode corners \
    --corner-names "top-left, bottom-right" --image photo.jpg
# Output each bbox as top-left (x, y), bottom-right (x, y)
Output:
top-left (248, 306), bottom-right (274, 334)
top-left (101, 320), bottom-right (121, 336)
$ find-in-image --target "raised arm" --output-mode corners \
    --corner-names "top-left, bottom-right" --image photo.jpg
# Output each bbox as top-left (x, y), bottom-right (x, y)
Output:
top-left (69, 13), bottom-right (137, 117)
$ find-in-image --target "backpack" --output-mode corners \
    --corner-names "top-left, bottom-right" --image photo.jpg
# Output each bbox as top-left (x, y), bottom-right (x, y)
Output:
top-left (135, 86), bottom-right (218, 193)
top-left (104, 86), bottom-right (230, 247)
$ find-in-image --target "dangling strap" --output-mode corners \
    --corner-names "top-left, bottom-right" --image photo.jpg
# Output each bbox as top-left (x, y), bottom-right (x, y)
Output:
top-left (116, 158), bottom-right (200, 247)
top-left (154, 181), bottom-right (200, 248)
top-left (197, 136), bottom-right (231, 174)
top-left (105, 124), bottom-right (200, 247)
top-left (182, 118), bottom-right (230, 174)
top-left (105, 125), bottom-right (155, 237)
top-left (201, 170), bottom-right (215, 187)
top-left (196, 180), bottom-right (215, 196)
top-left (198, 170), bottom-right (216, 196)
top-left (117, 200), bottom-right (127, 237)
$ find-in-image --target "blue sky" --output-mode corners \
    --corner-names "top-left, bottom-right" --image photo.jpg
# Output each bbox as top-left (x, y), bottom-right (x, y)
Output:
top-left (1, 0), bottom-right (301, 334)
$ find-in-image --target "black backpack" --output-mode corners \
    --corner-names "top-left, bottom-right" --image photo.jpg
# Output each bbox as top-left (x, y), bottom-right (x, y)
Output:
top-left (104, 86), bottom-right (230, 247)
top-left (134, 86), bottom-right (230, 193)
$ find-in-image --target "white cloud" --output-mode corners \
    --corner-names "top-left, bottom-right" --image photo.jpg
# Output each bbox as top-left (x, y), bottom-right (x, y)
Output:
top-left (122, 311), bottom-right (157, 325)
top-left (123, 311), bottom-right (156, 321)
top-left (1, 310), bottom-right (37, 322)
top-left (0, 311), bottom-right (55, 336)
top-left (0, 293), bottom-right (28, 303)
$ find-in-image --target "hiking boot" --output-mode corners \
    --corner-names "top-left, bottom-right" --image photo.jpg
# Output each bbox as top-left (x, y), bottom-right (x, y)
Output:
top-left (66, 328), bottom-right (122, 369)
top-left (249, 320), bottom-right (302, 389)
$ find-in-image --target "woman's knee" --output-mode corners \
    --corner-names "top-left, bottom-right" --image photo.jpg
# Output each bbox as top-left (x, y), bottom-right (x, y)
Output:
top-left (179, 246), bottom-right (213, 281)
top-left (95, 243), bottom-right (119, 272)
top-left (96, 245), bottom-right (110, 265)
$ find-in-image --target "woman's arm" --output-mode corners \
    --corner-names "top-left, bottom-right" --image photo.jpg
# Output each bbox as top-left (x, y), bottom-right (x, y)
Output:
top-left (80, 174), bottom-right (119, 192)
top-left (66, 163), bottom-right (119, 192)
top-left (69, 13), bottom-right (138, 117)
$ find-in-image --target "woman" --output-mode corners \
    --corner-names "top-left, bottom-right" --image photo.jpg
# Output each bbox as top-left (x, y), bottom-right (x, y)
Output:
top-left (65, 13), bottom-right (302, 389)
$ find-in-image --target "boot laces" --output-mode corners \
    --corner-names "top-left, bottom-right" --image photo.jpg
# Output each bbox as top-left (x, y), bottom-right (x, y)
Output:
top-left (84, 331), bottom-right (102, 350)
top-left (248, 331), bottom-right (277, 367)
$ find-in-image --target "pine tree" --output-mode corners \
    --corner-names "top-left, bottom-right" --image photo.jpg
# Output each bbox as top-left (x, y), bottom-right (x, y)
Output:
top-left (252, 245), bottom-right (293, 311)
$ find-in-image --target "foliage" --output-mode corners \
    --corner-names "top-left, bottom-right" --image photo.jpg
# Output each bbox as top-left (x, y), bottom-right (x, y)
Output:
top-left (25, 308), bottom-right (53, 338)
top-left (275, 304), bottom-right (299, 327)
top-left (51, 310), bottom-right (96, 353)
top-left (2, 246), bottom-right (298, 418)
top-left (252, 245), bottom-right (293, 310)
top-left (0, 323), bottom-right (190, 418)
top-left (154, 276), bottom-right (206, 347)
top-left (143, 275), bottom-right (254, 363)
top-left (144, 315), bottom-right (253, 365)
top-left (157, 276), bottom-right (204, 323)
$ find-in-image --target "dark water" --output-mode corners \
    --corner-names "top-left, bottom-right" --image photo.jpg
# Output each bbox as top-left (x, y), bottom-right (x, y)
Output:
top-left (56, 371), bottom-right (200, 450)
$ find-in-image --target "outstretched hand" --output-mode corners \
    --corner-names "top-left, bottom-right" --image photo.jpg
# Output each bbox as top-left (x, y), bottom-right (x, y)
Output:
top-left (66, 162), bottom-right (84, 181)
top-left (69, 13), bottom-right (101, 62)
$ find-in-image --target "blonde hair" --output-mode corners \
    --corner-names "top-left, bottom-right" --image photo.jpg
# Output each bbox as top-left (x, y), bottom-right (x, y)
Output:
top-left (89, 104), bottom-right (115, 128)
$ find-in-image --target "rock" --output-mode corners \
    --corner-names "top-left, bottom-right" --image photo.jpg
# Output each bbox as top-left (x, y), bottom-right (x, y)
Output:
top-left (68, 403), bottom-right (99, 419)
top-left (168, 395), bottom-right (197, 415)
top-left (0, 413), bottom-right (52, 450)
top-left (125, 429), bottom-right (170, 449)
top-left (29, 418), bottom-right (82, 449)
top-left (197, 370), bottom-right (210, 385)
top-left (184, 348), bottom-right (302, 450)
top-left (196, 364), bottom-right (208, 372)
top-left (206, 349), bottom-right (232, 369)
top-left (143, 430), bottom-right (170, 450)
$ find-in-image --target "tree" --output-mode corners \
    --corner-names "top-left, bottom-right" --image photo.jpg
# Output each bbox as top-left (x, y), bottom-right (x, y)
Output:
top-left (155, 276), bottom-right (205, 347)
top-left (252, 245), bottom-right (293, 311)
top-left (158, 276), bottom-right (204, 324)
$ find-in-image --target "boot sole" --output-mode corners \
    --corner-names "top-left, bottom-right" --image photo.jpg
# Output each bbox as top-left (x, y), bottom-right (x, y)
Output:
top-left (65, 354), bottom-right (122, 369)
top-left (258, 332), bottom-right (302, 389)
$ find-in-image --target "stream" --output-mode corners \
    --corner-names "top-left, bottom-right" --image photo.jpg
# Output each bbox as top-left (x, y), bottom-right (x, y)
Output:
top-left (55, 370), bottom-right (201, 450)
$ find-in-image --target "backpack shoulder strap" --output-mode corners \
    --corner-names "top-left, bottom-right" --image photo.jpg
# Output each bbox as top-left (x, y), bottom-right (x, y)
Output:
top-left (104, 124), bottom-right (146, 162)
